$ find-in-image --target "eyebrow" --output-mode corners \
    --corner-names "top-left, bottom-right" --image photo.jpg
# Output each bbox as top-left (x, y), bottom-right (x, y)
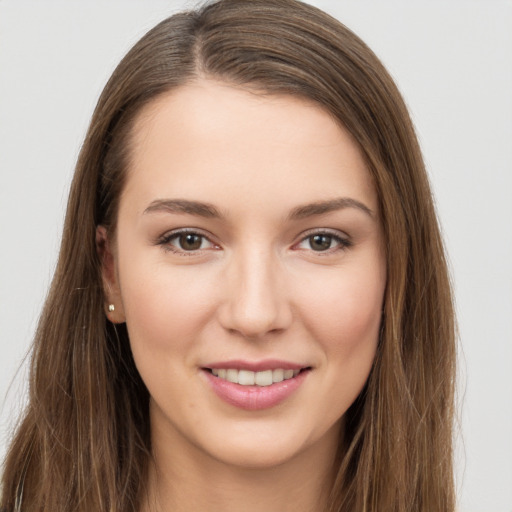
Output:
top-left (143, 199), bottom-right (222, 218)
top-left (143, 197), bottom-right (373, 220)
top-left (288, 197), bottom-right (373, 220)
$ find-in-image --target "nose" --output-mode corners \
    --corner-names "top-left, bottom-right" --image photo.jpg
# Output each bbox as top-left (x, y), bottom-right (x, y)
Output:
top-left (218, 246), bottom-right (292, 340)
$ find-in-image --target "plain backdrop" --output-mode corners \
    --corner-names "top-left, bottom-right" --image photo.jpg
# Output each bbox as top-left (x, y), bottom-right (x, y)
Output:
top-left (0, 1), bottom-right (511, 511)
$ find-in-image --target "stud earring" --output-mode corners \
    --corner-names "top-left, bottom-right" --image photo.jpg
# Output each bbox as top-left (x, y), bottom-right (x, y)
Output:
top-left (108, 304), bottom-right (115, 312)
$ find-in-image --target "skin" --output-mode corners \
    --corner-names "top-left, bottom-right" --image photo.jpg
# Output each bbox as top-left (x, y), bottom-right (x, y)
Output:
top-left (98, 79), bottom-right (386, 512)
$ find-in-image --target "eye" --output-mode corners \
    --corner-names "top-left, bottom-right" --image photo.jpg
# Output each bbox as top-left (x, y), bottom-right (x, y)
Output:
top-left (174, 233), bottom-right (208, 251)
top-left (295, 231), bottom-right (351, 253)
top-left (158, 230), bottom-right (218, 254)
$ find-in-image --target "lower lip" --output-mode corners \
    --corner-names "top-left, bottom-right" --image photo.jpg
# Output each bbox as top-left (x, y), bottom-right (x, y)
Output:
top-left (203, 369), bottom-right (310, 410)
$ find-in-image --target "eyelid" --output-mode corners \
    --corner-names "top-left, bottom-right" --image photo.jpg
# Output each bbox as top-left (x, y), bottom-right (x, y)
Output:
top-left (156, 227), bottom-right (220, 254)
top-left (292, 228), bottom-right (352, 252)
top-left (155, 227), bottom-right (351, 255)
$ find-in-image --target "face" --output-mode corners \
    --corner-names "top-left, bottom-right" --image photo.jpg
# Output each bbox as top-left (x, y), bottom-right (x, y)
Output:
top-left (100, 79), bottom-right (386, 470)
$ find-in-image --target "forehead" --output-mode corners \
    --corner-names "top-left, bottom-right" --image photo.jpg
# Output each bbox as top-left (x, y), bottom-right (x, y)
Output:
top-left (122, 79), bottom-right (377, 218)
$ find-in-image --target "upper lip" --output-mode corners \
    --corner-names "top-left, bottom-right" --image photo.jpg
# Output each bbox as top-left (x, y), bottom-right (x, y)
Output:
top-left (203, 359), bottom-right (309, 372)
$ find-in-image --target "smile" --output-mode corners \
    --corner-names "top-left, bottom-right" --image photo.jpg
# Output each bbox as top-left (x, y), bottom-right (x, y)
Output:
top-left (204, 365), bottom-right (311, 410)
top-left (210, 368), bottom-right (301, 387)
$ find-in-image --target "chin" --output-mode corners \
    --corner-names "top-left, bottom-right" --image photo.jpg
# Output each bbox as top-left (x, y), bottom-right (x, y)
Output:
top-left (209, 443), bottom-right (305, 470)
top-left (199, 419), bottom-right (341, 472)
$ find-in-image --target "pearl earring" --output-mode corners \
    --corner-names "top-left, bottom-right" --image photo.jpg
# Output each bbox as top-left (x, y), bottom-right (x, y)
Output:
top-left (108, 304), bottom-right (115, 312)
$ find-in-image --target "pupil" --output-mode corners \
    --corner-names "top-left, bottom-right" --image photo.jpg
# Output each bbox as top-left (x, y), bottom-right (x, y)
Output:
top-left (180, 234), bottom-right (202, 250)
top-left (310, 234), bottom-right (332, 251)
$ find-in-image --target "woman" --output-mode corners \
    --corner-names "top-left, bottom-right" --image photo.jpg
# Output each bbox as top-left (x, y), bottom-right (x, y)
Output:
top-left (1, 0), bottom-right (456, 511)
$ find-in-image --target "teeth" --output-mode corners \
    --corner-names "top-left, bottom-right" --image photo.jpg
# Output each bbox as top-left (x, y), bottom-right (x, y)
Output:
top-left (210, 368), bottom-right (302, 386)
top-left (238, 370), bottom-right (255, 385)
top-left (255, 369), bottom-right (272, 386)
top-left (226, 369), bottom-right (238, 383)
top-left (272, 369), bottom-right (284, 383)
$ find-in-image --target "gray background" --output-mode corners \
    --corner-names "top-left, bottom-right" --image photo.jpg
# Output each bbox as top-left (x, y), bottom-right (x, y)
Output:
top-left (1, 1), bottom-right (511, 510)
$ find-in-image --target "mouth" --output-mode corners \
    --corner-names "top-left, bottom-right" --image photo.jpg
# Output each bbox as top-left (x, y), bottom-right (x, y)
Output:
top-left (202, 363), bottom-right (311, 410)
top-left (205, 367), bottom-right (310, 387)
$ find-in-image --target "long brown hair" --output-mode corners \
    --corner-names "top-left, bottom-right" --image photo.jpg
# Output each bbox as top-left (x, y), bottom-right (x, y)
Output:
top-left (1, 1), bottom-right (456, 510)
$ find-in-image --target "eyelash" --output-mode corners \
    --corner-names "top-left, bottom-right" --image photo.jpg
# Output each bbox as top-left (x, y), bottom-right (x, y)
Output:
top-left (156, 228), bottom-right (352, 255)
top-left (156, 228), bottom-right (219, 256)
top-left (294, 229), bottom-right (352, 254)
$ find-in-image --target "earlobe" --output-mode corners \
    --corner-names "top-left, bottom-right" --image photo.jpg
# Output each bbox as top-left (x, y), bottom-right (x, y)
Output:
top-left (95, 225), bottom-right (126, 323)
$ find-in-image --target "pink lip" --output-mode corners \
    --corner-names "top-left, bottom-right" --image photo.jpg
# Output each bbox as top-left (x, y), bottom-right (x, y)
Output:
top-left (204, 359), bottom-right (306, 372)
top-left (202, 366), bottom-right (311, 411)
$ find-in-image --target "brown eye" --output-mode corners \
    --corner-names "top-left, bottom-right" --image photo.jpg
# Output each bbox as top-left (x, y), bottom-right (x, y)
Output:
top-left (294, 231), bottom-right (350, 254)
top-left (158, 230), bottom-right (216, 253)
top-left (309, 234), bottom-right (334, 251)
top-left (177, 233), bottom-right (205, 251)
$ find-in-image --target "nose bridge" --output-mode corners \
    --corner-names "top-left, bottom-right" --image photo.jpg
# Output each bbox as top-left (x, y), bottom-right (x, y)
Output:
top-left (221, 242), bottom-right (290, 338)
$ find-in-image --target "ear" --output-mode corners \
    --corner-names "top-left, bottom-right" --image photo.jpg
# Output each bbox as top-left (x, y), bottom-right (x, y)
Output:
top-left (96, 225), bottom-right (126, 323)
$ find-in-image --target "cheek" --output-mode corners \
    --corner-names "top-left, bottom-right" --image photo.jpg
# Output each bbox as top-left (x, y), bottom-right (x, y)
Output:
top-left (118, 256), bottom-right (219, 354)
top-left (294, 260), bottom-right (385, 358)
